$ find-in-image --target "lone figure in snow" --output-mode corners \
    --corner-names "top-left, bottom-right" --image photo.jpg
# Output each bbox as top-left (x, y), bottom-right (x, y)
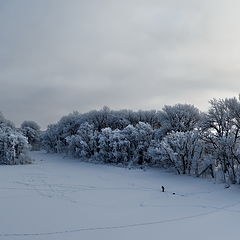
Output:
top-left (161, 186), bottom-right (165, 192)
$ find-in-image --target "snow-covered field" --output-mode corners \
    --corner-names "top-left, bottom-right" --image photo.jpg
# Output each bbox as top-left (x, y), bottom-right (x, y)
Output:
top-left (0, 152), bottom-right (240, 240)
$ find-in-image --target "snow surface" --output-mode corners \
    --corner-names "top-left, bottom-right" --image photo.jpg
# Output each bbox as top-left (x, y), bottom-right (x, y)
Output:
top-left (0, 151), bottom-right (240, 240)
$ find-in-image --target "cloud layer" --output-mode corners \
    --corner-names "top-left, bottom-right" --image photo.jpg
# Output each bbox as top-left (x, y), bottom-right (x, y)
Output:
top-left (1, 0), bottom-right (240, 128)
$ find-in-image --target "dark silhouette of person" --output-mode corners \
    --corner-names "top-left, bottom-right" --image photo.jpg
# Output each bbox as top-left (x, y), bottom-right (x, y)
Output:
top-left (161, 186), bottom-right (165, 192)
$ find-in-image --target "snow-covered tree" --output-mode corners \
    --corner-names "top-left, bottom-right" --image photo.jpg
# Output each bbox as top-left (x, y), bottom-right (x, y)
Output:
top-left (41, 107), bottom-right (164, 155)
top-left (66, 122), bottom-right (98, 158)
top-left (98, 127), bottom-right (114, 163)
top-left (0, 112), bottom-right (14, 128)
top-left (21, 121), bottom-right (41, 150)
top-left (97, 123), bottom-right (153, 165)
top-left (86, 106), bottom-right (112, 131)
top-left (109, 129), bottom-right (130, 164)
top-left (159, 104), bottom-right (201, 137)
top-left (122, 122), bottom-right (153, 165)
top-left (148, 130), bottom-right (205, 175)
top-left (42, 124), bottom-right (62, 153)
top-left (134, 122), bottom-right (153, 165)
top-left (0, 120), bottom-right (30, 165)
top-left (201, 96), bottom-right (240, 183)
top-left (21, 121), bottom-right (40, 131)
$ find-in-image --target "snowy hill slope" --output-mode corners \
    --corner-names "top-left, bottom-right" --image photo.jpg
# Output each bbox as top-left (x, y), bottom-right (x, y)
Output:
top-left (0, 151), bottom-right (240, 240)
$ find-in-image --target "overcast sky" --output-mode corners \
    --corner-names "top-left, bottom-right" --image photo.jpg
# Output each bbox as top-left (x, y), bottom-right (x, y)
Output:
top-left (1, 0), bottom-right (240, 129)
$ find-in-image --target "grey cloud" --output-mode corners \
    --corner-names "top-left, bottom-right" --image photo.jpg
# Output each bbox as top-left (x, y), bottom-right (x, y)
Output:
top-left (0, 0), bottom-right (240, 128)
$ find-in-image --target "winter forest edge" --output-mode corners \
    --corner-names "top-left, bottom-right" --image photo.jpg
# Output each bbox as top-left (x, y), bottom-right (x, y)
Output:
top-left (2, 95), bottom-right (240, 185)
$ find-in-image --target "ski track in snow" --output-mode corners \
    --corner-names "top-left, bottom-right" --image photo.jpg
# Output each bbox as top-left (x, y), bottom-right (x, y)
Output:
top-left (1, 200), bottom-right (240, 238)
top-left (1, 151), bottom-right (240, 239)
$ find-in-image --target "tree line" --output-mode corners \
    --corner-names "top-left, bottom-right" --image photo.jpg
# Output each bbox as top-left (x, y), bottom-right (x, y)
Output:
top-left (42, 96), bottom-right (240, 184)
top-left (1, 95), bottom-right (240, 185)
top-left (0, 114), bottom-right (40, 165)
